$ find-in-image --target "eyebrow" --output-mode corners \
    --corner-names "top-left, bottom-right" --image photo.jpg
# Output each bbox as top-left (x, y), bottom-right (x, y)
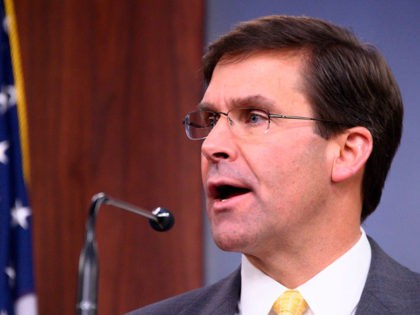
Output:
top-left (197, 95), bottom-right (277, 112)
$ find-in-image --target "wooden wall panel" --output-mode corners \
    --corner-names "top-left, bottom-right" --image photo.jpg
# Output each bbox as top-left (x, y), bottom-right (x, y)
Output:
top-left (14, 1), bottom-right (204, 314)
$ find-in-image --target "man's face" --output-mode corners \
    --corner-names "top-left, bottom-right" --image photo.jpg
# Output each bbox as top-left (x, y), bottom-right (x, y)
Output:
top-left (200, 51), bottom-right (335, 257)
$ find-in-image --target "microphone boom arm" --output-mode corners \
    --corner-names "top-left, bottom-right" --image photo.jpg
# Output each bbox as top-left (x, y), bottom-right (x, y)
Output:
top-left (104, 194), bottom-right (156, 221)
top-left (76, 192), bottom-right (174, 315)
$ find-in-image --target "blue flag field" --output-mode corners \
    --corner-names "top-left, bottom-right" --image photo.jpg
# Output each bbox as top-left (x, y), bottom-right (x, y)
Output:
top-left (0, 0), bottom-right (37, 314)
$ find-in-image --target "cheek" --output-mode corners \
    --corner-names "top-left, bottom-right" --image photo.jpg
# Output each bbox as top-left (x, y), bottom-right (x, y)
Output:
top-left (244, 142), bottom-right (292, 186)
top-left (252, 139), bottom-right (330, 201)
top-left (200, 154), bottom-right (209, 183)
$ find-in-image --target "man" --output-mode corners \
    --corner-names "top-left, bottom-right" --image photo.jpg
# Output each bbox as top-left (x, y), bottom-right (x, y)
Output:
top-left (128, 15), bottom-right (420, 315)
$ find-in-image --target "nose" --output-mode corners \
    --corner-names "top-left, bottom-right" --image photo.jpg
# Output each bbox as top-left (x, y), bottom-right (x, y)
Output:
top-left (201, 115), bottom-right (237, 163)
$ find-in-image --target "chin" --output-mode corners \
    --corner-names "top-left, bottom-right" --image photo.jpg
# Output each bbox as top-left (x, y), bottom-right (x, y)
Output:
top-left (212, 229), bottom-right (249, 253)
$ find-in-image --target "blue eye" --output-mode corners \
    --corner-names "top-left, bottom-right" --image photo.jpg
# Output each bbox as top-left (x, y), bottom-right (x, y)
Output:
top-left (242, 109), bottom-right (268, 126)
top-left (248, 113), bottom-right (262, 124)
top-left (207, 113), bottom-right (219, 127)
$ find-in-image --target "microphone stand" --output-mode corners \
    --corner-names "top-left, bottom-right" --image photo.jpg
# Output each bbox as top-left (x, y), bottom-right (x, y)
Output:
top-left (76, 192), bottom-right (174, 315)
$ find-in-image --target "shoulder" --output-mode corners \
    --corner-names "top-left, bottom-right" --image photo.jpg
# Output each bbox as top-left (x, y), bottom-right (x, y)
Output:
top-left (368, 237), bottom-right (420, 288)
top-left (357, 237), bottom-right (420, 313)
top-left (126, 268), bottom-right (241, 315)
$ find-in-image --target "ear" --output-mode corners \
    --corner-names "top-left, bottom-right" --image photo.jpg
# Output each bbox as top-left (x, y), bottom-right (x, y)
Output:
top-left (331, 127), bottom-right (373, 183)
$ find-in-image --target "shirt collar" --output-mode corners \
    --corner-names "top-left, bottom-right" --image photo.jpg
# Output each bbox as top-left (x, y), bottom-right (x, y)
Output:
top-left (239, 254), bottom-right (287, 315)
top-left (239, 228), bottom-right (371, 315)
top-left (298, 228), bottom-right (371, 315)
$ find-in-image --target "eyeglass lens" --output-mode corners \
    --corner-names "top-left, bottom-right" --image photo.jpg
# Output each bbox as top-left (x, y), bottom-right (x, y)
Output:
top-left (184, 108), bottom-right (271, 140)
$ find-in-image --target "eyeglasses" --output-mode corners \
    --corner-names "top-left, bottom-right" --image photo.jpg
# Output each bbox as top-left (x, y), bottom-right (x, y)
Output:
top-left (183, 107), bottom-right (342, 140)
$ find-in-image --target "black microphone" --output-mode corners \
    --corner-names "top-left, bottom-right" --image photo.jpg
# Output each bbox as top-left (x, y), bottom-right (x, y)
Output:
top-left (76, 192), bottom-right (175, 315)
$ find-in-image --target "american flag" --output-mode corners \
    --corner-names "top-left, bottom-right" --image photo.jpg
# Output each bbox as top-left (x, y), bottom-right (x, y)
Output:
top-left (0, 0), bottom-right (37, 314)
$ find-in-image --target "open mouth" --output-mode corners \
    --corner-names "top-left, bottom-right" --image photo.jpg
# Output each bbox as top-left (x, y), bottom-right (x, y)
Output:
top-left (212, 184), bottom-right (251, 201)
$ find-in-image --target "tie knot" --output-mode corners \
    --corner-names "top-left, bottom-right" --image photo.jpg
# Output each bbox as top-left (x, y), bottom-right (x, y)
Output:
top-left (272, 290), bottom-right (308, 315)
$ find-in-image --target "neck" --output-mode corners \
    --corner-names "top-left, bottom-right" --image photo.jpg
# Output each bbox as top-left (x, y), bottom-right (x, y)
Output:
top-left (245, 219), bottom-right (361, 288)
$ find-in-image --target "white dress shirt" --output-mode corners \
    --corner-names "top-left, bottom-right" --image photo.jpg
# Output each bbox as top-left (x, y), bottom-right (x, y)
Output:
top-left (238, 228), bottom-right (371, 315)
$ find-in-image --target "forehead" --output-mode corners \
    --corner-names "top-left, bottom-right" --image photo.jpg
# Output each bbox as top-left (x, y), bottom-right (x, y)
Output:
top-left (201, 50), bottom-right (311, 114)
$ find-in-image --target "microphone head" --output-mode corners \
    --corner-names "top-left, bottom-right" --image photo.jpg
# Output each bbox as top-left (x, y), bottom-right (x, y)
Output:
top-left (149, 207), bottom-right (175, 232)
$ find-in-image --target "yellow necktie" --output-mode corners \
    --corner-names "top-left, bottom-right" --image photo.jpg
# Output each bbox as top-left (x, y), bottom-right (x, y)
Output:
top-left (272, 290), bottom-right (308, 315)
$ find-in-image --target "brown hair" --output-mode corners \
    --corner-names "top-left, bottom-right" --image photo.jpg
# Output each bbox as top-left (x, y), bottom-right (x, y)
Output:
top-left (203, 15), bottom-right (403, 221)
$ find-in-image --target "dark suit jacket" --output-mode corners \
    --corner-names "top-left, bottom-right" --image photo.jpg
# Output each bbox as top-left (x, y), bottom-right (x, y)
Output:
top-left (127, 238), bottom-right (420, 314)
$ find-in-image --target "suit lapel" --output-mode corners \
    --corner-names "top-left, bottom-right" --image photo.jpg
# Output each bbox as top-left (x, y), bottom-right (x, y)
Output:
top-left (356, 237), bottom-right (417, 315)
top-left (356, 291), bottom-right (391, 315)
top-left (180, 268), bottom-right (241, 315)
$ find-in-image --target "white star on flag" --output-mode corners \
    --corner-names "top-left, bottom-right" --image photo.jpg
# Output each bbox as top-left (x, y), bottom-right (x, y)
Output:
top-left (11, 199), bottom-right (31, 229)
top-left (5, 266), bottom-right (15, 287)
top-left (0, 140), bottom-right (8, 164)
top-left (0, 85), bottom-right (16, 114)
top-left (4, 266), bottom-right (15, 280)
top-left (0, 91), bottom-right (9, 114)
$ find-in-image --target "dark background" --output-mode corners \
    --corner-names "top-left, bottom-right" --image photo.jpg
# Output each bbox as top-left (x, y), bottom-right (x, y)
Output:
top-left (15, 1), bottom-right (204, 314)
